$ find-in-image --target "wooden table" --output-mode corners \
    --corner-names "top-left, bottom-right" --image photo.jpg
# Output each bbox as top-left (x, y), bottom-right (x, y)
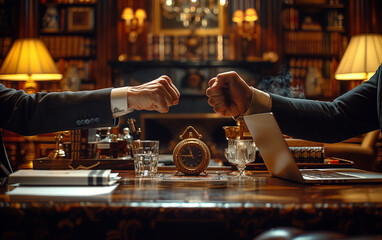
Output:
top-left (1, 167), bottom-right (382, 240)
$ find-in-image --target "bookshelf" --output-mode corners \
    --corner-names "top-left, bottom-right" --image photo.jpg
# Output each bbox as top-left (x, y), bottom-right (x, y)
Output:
top-left (38, 0), bottom-right (98, 91)
top-left (282, 0), bottom-right (347, 100)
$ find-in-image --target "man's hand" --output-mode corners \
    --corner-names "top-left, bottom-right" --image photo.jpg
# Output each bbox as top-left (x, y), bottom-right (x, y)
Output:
top-left (206, 71), bottom-right (252, 117)
top-left (126, 75), bottom-right (180, 113)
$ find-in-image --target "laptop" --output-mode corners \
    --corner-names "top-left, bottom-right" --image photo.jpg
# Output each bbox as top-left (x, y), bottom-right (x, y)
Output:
top-left (244, 112), bottom-right (382, 184)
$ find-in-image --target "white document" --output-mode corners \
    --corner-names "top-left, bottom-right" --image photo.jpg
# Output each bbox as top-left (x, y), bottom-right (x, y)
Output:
top-left (8, 169), bottom-right (120, 186)
top-left (6, 184), bottom-right (119, 196)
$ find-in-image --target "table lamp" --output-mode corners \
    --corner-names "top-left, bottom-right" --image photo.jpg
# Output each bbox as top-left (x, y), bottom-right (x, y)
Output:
top-left (0, 38), bottom-right (62, 93)
top-left (335, 34), bottom-right (382, 81)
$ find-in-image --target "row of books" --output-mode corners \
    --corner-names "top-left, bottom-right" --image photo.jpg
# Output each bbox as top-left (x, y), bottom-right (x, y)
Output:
top-left (66, 130), bottom-right (96, 160)
top-left (57, 59), bottom-right (96, 80)
top-left (290, 147), bottom-right (325, 163)
top-left (4, 142), bottom-right (27, 169)
top-left (282, 8), bottom-right (300, 31)
top-left (40, 35), bottom-right (96, 58)
top-left (289, 57), bottom-right (339, 78)
top-left (290, 57), bottom-right (339, 77)
top-left (257, 146), bottom-right (326, 164)
top-left (288, 57), bottom-right (340, 97)
top-left (63, 129), bottom-right (131, 160)
top-left (284, 31), bottom-right (344, 56)
top-left (282, 0), bottom-right (343, 6)
top-left (40, 0), bottom-right (97, 4)
top-left (147, 34), bottom-right (232, 61)
top-left (282, 8), bottom-right (344, 31)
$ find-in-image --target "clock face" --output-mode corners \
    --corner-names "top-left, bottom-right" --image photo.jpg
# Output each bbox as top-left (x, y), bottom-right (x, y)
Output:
top-left (179, 143), bottom-right (204, 168)
top-left (173, 138), bottom-right (210, 175)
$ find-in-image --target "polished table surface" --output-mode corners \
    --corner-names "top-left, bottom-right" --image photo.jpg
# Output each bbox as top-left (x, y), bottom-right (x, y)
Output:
top-left (1, 167), bottom-right (382, 240)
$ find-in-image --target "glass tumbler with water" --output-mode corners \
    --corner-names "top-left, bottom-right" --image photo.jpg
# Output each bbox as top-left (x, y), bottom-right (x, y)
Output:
top-left (132, 140), bottom-right (159, 177)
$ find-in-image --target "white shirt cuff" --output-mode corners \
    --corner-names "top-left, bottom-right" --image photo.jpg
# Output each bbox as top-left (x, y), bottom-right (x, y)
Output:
top-left (244, 87), bottom-right (272, 115)
top-left (110, 87), bottom-right (134, 118)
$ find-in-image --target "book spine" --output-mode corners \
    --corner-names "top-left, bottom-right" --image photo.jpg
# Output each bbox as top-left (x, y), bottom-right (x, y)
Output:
top-left (290, 146), bottom-right (325, 163)
top-left (87, 169), bottom-right (110, 185)
top-left (9, 169), bottom-right (111, 186)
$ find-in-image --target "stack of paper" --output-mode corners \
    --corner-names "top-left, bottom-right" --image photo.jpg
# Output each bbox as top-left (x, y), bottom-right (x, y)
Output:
top-left (6, 169), bottom-right (120, 196)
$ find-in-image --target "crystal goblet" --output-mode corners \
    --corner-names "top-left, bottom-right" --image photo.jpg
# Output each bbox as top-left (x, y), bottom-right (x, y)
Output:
top-left (225, 139), bottom-right (256, 178)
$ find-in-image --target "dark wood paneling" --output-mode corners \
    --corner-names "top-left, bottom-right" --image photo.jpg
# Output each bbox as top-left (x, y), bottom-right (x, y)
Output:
top-left (348, 0), bottom-right (382, 36)
top-left (18, 0), bottom-right (39, 38)
top-left (96, 0), bottom-right (118, 89)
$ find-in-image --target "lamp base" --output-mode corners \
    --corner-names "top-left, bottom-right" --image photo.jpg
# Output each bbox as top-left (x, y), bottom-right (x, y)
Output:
top-left (24, 79), bottom-right (37, 94)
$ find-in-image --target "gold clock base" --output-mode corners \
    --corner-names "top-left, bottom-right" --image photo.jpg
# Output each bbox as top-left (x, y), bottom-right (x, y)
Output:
top-left (175, 170), bottom-right (208, 176)
top-left (228, 170), bottom-right (253, 176)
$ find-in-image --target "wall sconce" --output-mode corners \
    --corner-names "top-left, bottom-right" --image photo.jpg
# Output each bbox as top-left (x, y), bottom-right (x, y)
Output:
top-left (232, 8), bottom-right (258, 41)
top-left (121, 7), bottom-right (147, 43)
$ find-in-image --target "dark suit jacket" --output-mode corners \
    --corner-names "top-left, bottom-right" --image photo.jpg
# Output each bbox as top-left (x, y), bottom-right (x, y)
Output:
top-left (0, 85), bottom-right (118, 177)
top-left (271, 64), bottom-right (382, 143)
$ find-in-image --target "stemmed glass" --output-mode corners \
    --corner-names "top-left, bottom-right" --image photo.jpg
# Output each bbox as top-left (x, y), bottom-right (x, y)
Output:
top-left (225, 139), bottom-right (256, 178)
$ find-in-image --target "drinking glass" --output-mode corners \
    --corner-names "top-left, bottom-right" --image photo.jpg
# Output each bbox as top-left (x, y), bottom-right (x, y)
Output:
top-left (132, 140), bottom-right (159, 177)
top-left (225, 139), bottom-right (256, 178)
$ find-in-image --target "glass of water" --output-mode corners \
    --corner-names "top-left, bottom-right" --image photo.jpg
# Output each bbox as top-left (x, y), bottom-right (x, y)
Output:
top-left (132, 140), bottom-right (159, 177)
top-left (225, 139), bottom-right (256, 178)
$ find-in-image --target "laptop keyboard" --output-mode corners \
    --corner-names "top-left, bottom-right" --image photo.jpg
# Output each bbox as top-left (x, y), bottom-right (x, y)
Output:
top-left (301, 170), bottom-right (357, 179)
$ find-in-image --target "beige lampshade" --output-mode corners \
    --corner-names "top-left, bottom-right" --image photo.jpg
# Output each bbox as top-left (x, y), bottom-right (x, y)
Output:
top-left (0, 38), bottom-right (62, 81)
top-left (335, 34), bottom-right (382, 81)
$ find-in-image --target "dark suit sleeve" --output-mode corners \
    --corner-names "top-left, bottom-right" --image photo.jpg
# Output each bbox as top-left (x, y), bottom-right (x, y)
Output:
top-left (0, 85), bottom-right (117, 136)
top-left (270, 64), bottom-right (382, 143)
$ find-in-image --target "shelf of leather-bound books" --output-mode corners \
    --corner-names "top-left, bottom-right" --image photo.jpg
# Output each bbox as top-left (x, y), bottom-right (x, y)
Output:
top-left (284, 53), bottom-right (339, 58)
top-left (2, 130), bottom-right (56, 171)
top-left (281, 3), bottom-right (345, 31)
top-left (281, 0), bottom-right (347, 99)
top-left (281, 0), bottom-right (346, 39)
top-left (39, 0), bottom-right (97, 58)
top-left (38, 1), bottom-right (98, 91)
top-left (283, 3), bottom-right (344, 9)
top-left (38, 35), bottom-right (97, 59)
top-left (283, 31), bottom-right (345, 57)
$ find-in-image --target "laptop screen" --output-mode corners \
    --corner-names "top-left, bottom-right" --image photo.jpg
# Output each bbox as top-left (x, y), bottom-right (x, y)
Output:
top-left (244, 113), bottom-right (304, 183)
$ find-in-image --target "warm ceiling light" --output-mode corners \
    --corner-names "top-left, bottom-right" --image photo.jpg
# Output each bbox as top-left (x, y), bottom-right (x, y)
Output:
top-left (335, 34), bottom-right (382, 81)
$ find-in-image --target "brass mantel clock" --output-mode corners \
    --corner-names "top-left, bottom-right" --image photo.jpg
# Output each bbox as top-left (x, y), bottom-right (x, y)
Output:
top-left (173, 126), bottom-right (211, 175)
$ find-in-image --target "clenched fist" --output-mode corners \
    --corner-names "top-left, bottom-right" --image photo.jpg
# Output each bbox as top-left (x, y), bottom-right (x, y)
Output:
top-left (126, 75), bottom-right (180, 113)
top-left (206, 71), bottom-right (252, 117)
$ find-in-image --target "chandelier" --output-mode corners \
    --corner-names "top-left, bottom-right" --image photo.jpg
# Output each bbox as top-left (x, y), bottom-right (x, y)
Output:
top-left (160, 0), bottom-right (227, 28)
